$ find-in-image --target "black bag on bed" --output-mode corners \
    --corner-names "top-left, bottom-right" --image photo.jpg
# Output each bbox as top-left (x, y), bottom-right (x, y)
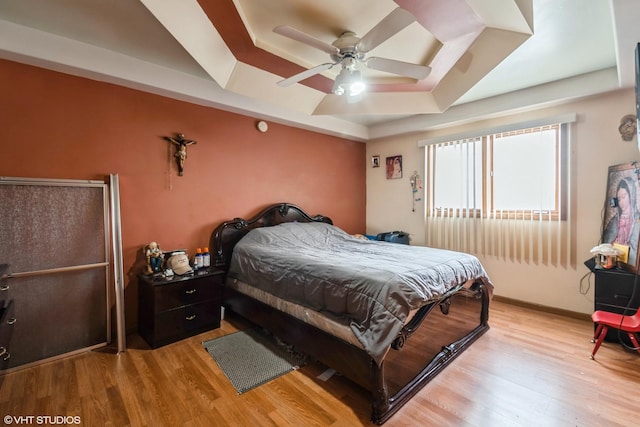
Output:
top-left (375, 231), bottom-right (409, 245)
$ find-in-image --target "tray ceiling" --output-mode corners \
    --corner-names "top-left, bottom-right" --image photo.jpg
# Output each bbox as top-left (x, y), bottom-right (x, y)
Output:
top-left (0, 0), bottom-right (636, 141)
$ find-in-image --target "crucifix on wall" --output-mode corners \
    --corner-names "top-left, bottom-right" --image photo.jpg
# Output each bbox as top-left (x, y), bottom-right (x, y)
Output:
top-left (163, 133), bottom-right (197, 176)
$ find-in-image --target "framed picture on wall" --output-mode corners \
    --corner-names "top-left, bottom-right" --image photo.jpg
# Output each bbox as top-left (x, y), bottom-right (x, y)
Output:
top-left (601, 162), bottom-right (640, 271)
top-left (371, 155), bottom-right (380, 168)
top-left (386, 155), bottom-right (402, 179)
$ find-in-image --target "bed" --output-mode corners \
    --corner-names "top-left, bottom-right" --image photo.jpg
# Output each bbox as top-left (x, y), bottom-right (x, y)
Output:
top-left (209, 203), bottom-right (492, 424)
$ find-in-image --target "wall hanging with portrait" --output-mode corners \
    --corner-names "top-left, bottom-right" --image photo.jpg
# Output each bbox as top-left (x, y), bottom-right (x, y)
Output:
top-left (386, 155), bottom-right (403, 179)
top-left (601, 162), bottom-right (640, 271)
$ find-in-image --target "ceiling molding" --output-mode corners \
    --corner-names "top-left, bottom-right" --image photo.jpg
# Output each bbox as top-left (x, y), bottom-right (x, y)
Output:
top-left (369, 67), bottom-right (621, 139)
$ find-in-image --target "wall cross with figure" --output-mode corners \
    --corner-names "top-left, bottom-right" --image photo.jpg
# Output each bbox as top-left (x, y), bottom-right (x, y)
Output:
top-left (164, 133), bottom-right (197, 176)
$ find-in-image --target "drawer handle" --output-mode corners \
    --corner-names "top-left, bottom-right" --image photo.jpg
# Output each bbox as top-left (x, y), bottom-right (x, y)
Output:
top-left (185, 289), bottom-right (197, 295)
top-left (6, 317), bottom-right (16, 325)
top-left (0, 284), bottom-right (8, 291)
top-left (0, 347), bottom-right (5, 357)
top-left (186, 314), bottom-right (196, 321)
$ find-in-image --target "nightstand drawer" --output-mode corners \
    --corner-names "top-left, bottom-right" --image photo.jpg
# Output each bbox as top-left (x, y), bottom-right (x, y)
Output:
top-left (152, 302), bottom-right (220, 345)
top-left (592, 267), bottom-right (640, 342)
top-left (138, 269), bottom-right (225, 348)
top-left (594, 270), bottom-right (640, 314)
top-left (154, 278), bottom-right (221, 312)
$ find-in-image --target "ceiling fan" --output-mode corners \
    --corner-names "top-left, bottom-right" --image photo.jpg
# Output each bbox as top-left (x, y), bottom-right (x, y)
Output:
top-left (274, 8), bottom-right (432, 99)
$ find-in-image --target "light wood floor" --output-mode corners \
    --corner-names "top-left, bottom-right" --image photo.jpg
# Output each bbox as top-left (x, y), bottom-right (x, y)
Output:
top-left (0, 300), bottom-right (639, 427)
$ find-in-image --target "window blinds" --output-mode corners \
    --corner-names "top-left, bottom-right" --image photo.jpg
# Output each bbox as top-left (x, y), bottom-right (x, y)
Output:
top-left (423, 118), bottom-right (575, 268)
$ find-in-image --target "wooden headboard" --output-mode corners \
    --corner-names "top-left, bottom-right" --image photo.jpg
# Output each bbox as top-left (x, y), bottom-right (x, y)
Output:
top-left (209, 203), bottom-right (333, 271)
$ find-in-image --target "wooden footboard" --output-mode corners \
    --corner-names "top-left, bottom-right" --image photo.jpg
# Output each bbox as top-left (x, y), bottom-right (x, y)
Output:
top-left (223, 280), bottom-right (490, 424)
top-left (210, 203), bottom-right (491, 424)
top-left (377, 281), bottom-right (490, 423)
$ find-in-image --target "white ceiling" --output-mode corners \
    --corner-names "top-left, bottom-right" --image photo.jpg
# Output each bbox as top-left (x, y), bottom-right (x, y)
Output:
top-left (0, 0), bottom-right (638, 142)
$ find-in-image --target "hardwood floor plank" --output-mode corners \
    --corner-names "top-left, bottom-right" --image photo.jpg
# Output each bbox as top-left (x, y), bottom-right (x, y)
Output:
top-left (262, 376), bottom-right (341, 425)
top-left (111, 351), bottom-right (152, 426)
top-left (0, 300), bottom-right (638, 426)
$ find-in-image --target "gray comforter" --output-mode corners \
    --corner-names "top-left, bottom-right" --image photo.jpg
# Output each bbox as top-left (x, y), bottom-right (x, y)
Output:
top-left (228, 222), bottom-right (492, 365)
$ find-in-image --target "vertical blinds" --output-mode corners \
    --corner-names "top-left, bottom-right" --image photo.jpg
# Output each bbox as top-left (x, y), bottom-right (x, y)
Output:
top-left (423, 118), bottom-right (575, 268)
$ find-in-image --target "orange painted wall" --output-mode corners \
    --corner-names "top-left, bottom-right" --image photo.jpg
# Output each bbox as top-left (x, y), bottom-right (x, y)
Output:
top-left (0, 59), bottom-right (366, 330)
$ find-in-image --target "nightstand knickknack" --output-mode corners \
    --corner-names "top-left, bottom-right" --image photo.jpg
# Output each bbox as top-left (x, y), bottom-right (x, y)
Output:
top-left (138, 269), bottom-right (224, 348)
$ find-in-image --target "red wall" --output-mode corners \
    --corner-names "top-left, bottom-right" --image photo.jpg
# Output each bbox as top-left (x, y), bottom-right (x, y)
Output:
top-left (0, 59), bottom-right (366, 329)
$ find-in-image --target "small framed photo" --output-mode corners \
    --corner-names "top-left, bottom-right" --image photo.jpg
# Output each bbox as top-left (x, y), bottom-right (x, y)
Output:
top-left (371, 155), bottom-right (380, 168)
top-left (386, 155), bottom-right (402, 179)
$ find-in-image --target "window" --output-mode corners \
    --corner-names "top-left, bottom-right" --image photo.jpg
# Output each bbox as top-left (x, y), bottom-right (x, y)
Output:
top-left (420, 115), bottom-right (575, 267)
top-left (428, 124), bottom-right (565, 220)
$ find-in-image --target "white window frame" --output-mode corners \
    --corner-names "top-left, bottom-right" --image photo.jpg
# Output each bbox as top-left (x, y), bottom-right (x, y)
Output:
top-left (420, 115), bottom-right (575, 221)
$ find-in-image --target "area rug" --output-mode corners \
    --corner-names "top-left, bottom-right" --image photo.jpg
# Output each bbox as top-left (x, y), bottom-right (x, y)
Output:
top-left (202, 328), bottom-right (307, 394)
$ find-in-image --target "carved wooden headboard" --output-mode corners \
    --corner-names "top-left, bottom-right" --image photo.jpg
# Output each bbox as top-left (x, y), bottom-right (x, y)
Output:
top-left (209, 203), bottom-right (333, 271)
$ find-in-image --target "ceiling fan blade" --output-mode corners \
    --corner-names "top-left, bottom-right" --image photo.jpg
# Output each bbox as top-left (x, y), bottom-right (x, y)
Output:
top-left (274, 25), bottom-right (339, 55)
top-left (366, 57), bottom-right (431, 80)
top-left (356, 8), bottom-right (416, 53)
top-left (277, 62), bottom-right (335, 87)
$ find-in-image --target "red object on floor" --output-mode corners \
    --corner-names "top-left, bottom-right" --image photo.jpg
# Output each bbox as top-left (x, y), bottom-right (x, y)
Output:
top-left (590, 309), bottom-right (640, 359)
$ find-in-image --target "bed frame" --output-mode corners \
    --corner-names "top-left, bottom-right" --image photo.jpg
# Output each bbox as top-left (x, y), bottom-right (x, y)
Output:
top-left (209, 203), bottom-right (491, 424)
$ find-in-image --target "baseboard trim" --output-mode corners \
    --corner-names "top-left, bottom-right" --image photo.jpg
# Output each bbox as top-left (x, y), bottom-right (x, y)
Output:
top-left (493, 295), bottom-right (592, 322)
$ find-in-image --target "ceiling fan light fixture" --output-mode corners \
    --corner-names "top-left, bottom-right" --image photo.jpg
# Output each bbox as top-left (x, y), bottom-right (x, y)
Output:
top-left (332, 68), bottom-right (366, 97)
top-left (348, 70), bottom-right (365, 96)
top-left (332, 67), bottom-right (349, 95)
top-left (274, 8), bottom-right (426, 93)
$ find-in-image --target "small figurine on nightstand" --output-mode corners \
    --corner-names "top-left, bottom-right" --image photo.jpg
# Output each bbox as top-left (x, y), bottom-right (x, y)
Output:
top-left (145, 241), bottom-right (164, 275)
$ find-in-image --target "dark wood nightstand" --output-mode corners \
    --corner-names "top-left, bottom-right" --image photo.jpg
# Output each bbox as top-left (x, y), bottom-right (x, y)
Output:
top-left (590, 264), bottom-right (640, 343)
top-left (138, 269), bottom-right (224, 348)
